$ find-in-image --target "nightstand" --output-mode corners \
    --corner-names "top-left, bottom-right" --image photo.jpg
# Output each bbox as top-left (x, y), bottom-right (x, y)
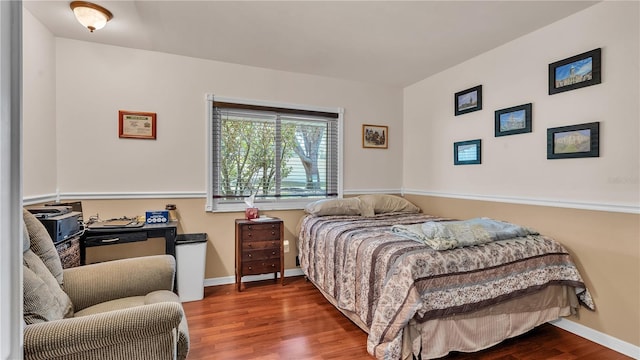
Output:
top-left (235, 218), bottom-right (284, 291)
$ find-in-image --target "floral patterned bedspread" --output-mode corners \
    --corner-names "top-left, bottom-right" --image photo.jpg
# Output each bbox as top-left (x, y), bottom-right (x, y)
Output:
top-left (297, 212), bottom-right (594, 359)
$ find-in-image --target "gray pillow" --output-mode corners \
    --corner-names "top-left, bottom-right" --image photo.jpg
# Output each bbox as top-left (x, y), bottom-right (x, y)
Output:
top-left (358, 194), bottom-right (421, 215)
top-left (23, 209), bottom-right (64, 286)
top-left (23, 251), bottom-right (73, 324)
top-left (304, 198), bottom-right (366, 216)
top-left (23, 222), bottom-right (30, 253)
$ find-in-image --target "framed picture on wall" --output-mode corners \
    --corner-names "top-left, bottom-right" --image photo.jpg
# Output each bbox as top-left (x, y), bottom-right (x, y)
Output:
top-left (494, 103), bottom-right (532, 137)
top-left (548, 48), bottom-right (601, 95)
top-left (454, 139), bottom-right (481, 165)
top-left (119, 110), bottom-right (157, 140)
top-left (547, 122), bottom-right (599, 159)
top-left (362, 124), bottom-right (388, 149)
top-left (454, 85), bottom-right (482, 116)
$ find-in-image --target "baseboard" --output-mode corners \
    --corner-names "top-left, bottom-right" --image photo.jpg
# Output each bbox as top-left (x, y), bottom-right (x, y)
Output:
top-left (203, 268), bottom-right (305, 287)
top-left (550, 318), bottom-right (639, 359)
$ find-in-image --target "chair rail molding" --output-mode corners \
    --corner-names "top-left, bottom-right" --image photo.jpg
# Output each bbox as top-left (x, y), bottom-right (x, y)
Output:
top-left (403, 189), bottom-right (640, 214)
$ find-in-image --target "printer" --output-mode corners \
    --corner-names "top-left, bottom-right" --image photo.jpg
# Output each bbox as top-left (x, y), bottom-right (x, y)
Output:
top-left (27, 206), bottom-right (83, 244)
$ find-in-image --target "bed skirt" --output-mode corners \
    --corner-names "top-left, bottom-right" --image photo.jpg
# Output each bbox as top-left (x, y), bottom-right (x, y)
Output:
top-left (309, 278), bottom-right (576, 360)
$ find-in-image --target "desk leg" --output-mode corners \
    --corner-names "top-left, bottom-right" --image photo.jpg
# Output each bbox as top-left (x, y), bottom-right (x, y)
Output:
top-left (165, 228), bottom-right (177, 258)
top-left (79, 242), bottom-right (86, 265)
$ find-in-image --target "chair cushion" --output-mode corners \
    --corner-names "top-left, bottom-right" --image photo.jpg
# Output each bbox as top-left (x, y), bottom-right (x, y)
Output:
top-left (74, 290), bottom-right (180, 317)
top-left (23, 209), bottom-right (64, 286)
top-left (23, 251), bottom-right (74, 324)
top-left (72, 290), bottom-right (190, 360)
top-left (74, 296), bottom-right (147, 317)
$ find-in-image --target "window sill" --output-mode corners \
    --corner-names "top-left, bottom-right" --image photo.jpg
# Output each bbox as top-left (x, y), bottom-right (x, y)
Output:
top-left (206, 198), bottom-right (316, 213)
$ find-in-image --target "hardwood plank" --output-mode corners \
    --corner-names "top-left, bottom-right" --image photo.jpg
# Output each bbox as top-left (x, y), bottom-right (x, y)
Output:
top-left (182, 276), bottom-right (632, 360)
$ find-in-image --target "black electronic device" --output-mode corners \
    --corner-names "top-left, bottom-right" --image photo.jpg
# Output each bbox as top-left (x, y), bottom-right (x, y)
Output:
top-left (27, 205), bottom-right (71, 218)
top-left (37, 211), bottom-right (83, 244)
top-left (45, 201), bottom-right (83, 218)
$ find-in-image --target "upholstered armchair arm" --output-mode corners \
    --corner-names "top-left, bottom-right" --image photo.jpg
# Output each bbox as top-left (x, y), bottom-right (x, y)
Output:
top-left (63, 255), bottom-right (175, 311)
top-left (24, 302), bottom-right (183, 360)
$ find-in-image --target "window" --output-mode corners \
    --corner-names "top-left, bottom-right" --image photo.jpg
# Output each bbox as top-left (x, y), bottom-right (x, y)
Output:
top-left (206, 95), bottom-right (343, 211)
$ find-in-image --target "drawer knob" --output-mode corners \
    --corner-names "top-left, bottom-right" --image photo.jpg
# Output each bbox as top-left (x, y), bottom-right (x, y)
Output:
top-left (248, 266), bottom-right (252, 270)
top-left (271, 231), bottom-right (275, 235)
top-left (272, 251), bottom-right (276, 255)
top-left (248, 254), bottom-right (252, 258)
top-left (248, 233), bottom-right (252, 237)
top-left (271, 264), bottom-right (276, 268)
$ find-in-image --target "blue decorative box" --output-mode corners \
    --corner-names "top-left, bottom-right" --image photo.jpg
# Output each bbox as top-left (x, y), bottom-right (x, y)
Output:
top-left (145, 210), bottom-right (169, 224)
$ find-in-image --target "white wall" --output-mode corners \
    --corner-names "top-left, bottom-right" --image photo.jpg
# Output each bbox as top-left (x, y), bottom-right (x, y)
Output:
top-left (403, 1), bottom-right (639, 210)
top-left (50, 39), bottom-right (403, 198)
top-left (22, 9), bottom-right (56, 198)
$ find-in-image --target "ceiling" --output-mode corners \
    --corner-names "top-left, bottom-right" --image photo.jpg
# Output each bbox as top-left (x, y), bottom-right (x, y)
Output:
top-left (23, 1), bottom-right (598, 87)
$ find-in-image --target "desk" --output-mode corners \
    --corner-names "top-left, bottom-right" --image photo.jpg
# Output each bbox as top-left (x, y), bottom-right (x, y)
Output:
top-left (80, 222), bottom-right (177, 265)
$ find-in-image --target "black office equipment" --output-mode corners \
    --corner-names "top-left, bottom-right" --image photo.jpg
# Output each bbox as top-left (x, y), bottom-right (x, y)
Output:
top-left (35, 211), bottom-right (83, 244)
top-left (27, 205), bottom-right (71, 218)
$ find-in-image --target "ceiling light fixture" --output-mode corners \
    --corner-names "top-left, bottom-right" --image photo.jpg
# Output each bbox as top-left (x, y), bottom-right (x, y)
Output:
top-left (70, 1), bottom-right (113, 33)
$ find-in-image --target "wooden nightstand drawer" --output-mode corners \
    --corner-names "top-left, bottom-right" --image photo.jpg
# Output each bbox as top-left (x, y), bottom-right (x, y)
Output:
top-left (240, 223), bottom-right (281, 242)
top-left (235, 218), bottom-right (284, 291)
top-left (242, 240), bottom-right (280, 251)
top-left (242, 260), bottom-right (279, 275)
top-left (243, 248), bottom-right (280, 262)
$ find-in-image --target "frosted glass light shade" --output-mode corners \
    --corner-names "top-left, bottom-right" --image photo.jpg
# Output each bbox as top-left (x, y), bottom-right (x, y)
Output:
top-left (70, 1), bottom-right (113, 32)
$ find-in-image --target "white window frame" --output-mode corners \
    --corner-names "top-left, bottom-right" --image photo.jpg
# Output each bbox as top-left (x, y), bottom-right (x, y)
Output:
top-left (205, 94), bottom-right (343, 212)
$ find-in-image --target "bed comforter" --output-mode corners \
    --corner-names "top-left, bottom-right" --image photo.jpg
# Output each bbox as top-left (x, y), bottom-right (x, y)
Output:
top-left (297, 212), bottom-right (594, 359)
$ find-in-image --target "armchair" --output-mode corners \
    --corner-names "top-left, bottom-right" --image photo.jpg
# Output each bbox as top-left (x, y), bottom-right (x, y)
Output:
top-left (22, 209), bottom-right (189, 360)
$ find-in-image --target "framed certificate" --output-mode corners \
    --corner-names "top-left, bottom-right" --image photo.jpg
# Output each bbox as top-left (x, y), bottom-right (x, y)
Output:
top-left (118, 110), bottom-right (156, 139)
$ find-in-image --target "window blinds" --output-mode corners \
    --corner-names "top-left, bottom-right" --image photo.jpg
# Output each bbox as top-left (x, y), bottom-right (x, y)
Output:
top-left (211, 99), bottom-right (339, 204)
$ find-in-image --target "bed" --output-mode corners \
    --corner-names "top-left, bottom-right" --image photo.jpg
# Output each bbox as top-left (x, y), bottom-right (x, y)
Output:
top-left (297, 195), bottom-right (594, 360)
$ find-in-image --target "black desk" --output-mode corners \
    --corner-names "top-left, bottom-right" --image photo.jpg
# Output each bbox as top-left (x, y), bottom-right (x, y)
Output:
top-left (80, 222), bottom-right (178, 265)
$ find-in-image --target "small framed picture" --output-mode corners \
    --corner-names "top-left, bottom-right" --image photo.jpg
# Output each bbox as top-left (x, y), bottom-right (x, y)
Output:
top-left (362, 124), bottom-right (388, 149)
top-left (547, 122), bottom-right (599, 159)
top-left (119, 110), bottom-right (157, 140)
top-left (454, 139), bottom-right (481, 165)
top-left (454, 85), bottom-right (482, 116)
top-left (495, 103), bottom-right (532, 137)
top-left (549, 48), bottom-right (601, 95)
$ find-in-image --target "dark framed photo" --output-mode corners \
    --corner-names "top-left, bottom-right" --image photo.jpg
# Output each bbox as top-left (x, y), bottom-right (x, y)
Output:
top-left (495, 103), bottom-right (532, 137)
top-left (549, 48), bottom-right (601, 95)
top-left (362, 124), bottom-right (388, 149)
top-left (547, 122), bottom-right (599, 159)
top-left (454, 139), bottom-right (481, 165)
top-left (119, 110), bottom-right (157, 139)
top-left (454, 85), bottom-right (482, 116)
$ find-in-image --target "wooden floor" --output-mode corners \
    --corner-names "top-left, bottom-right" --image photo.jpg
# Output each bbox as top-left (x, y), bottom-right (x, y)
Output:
top-left (182, 276), bottom-right (631, 360)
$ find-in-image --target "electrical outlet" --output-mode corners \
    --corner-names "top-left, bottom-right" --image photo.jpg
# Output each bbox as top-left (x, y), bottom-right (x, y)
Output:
top-left (283, 240), bottom-right (290, 253)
